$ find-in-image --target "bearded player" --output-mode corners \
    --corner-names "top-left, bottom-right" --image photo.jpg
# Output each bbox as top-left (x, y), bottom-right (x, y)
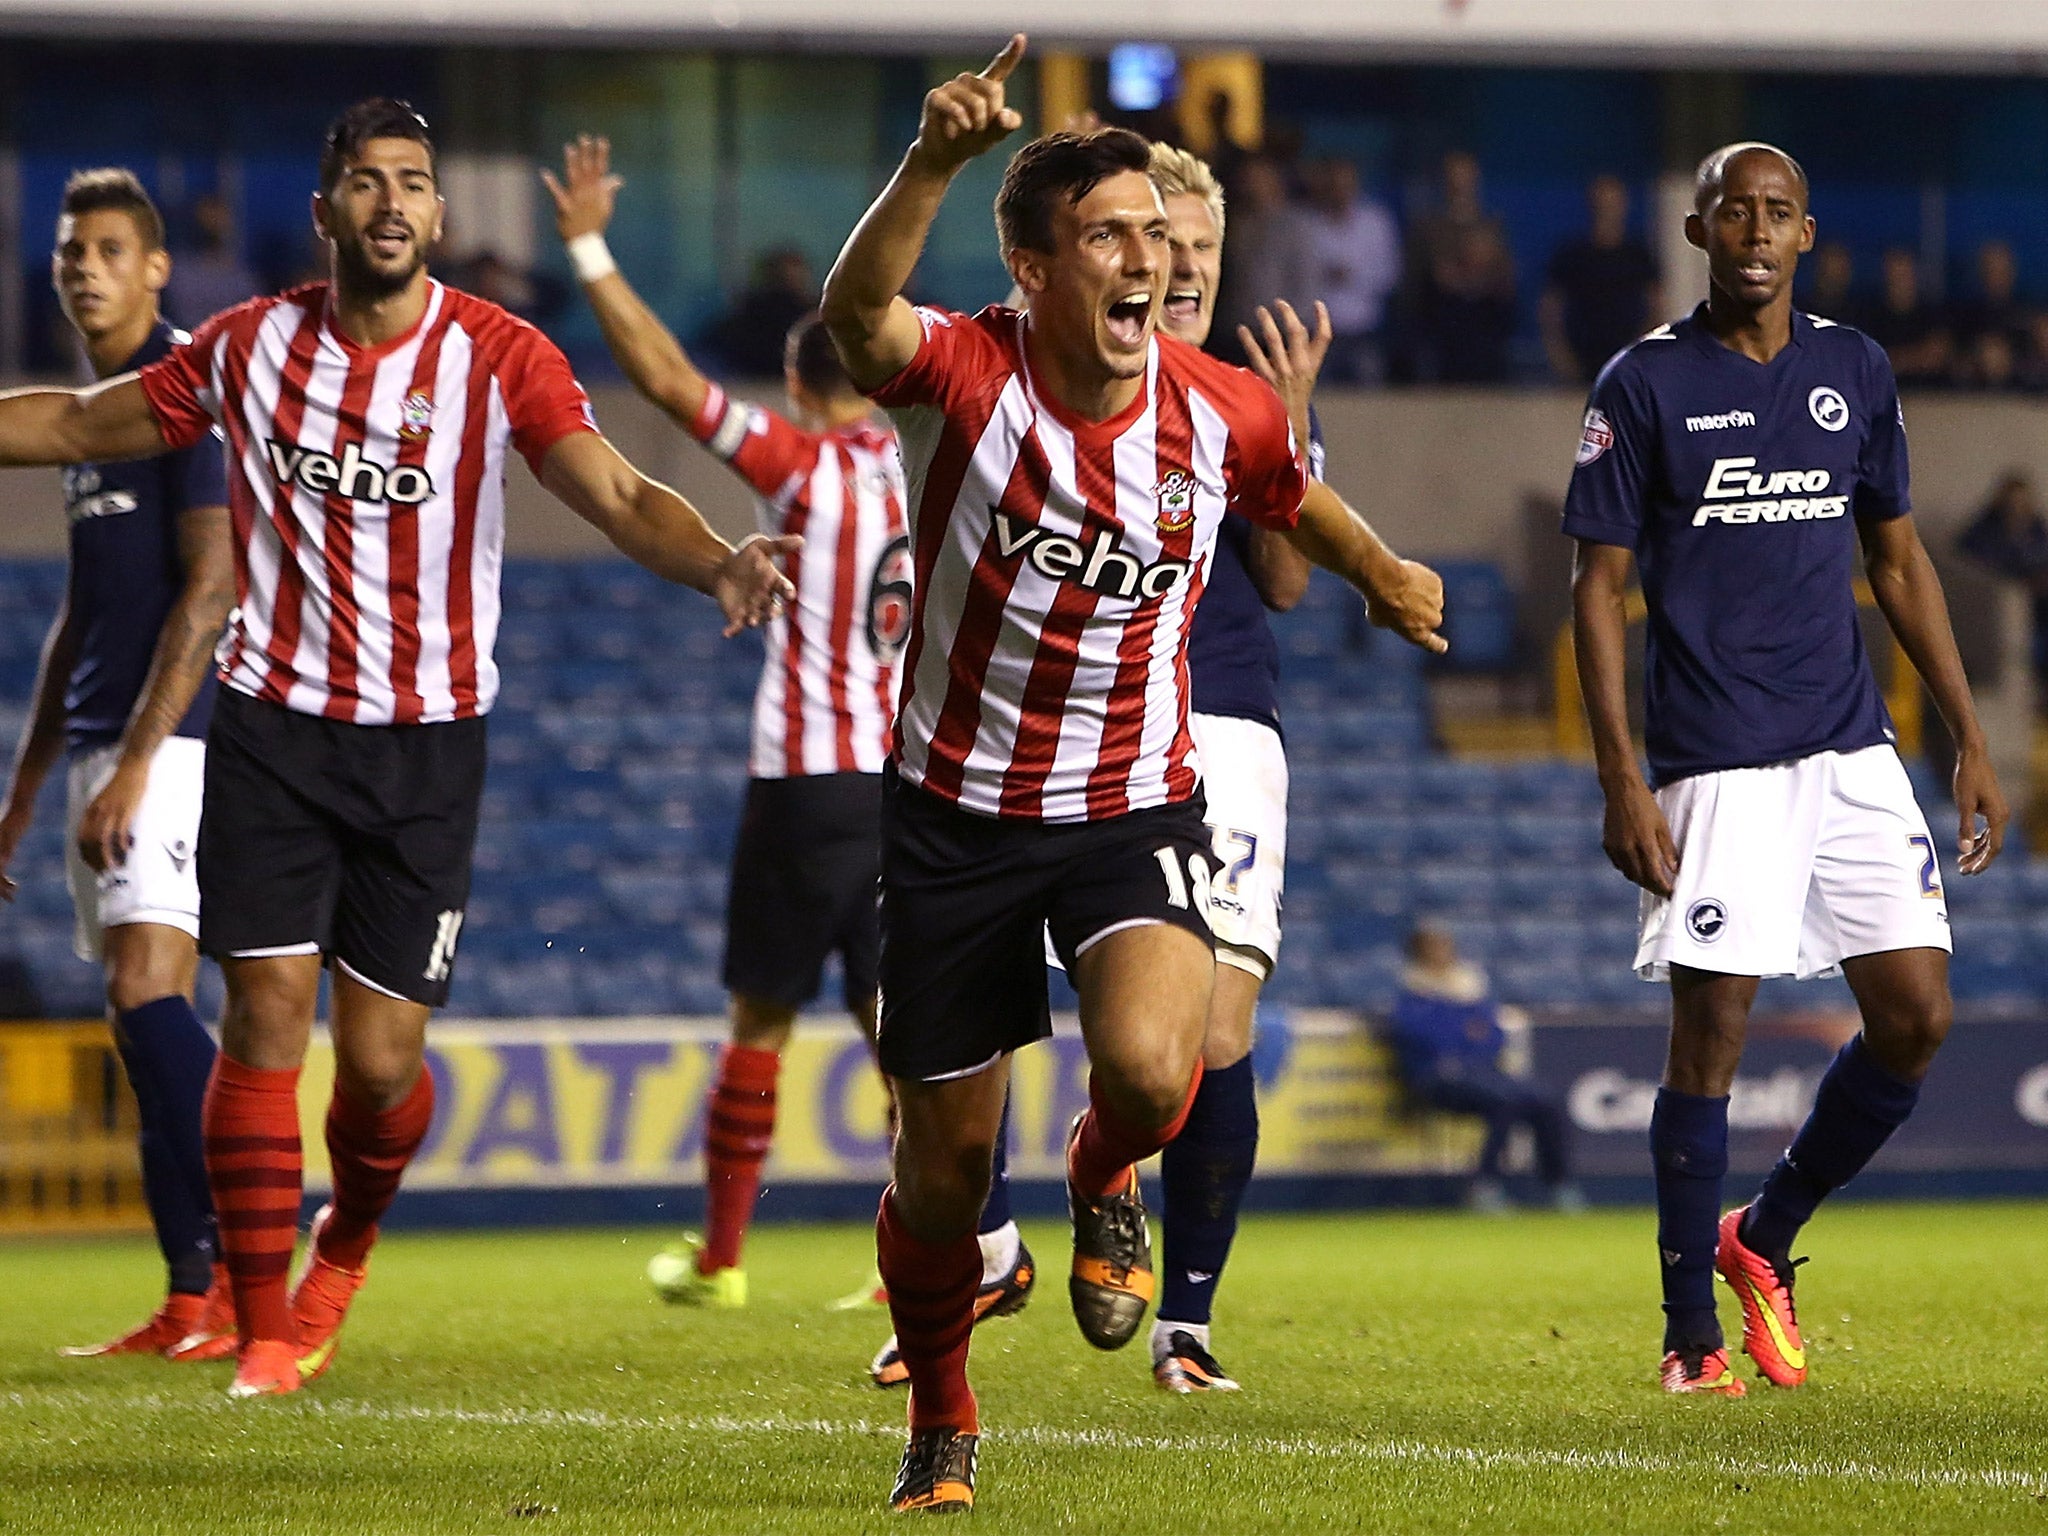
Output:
top-left (0, 99), bottom-right (793, 1400)
top-left (821, 36), bottom-right (1445, 1511)
top-left (1567, 143), bottom-right (2004, 1395)
top-left (0, 169), bottom-right (236, 1360)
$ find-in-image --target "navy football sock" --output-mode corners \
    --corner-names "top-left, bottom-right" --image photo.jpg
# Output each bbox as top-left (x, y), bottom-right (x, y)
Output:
top-left (1650, 1087), bottom-right (1728, 1353)
top-left (977, 1096), bottom-right (1013, 1236)
top-left (114, 995), bottom-right (220, 1293)
top-left (1158, 1056), bottom-right (1259, 1327)
top-left (1742, 1035), bottom-right (1919, 1262)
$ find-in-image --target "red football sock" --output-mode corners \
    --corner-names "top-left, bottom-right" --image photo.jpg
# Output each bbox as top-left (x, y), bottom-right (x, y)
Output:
top-left (318, 1068), bottom-right (435, 1273)
top-left (1067, 1061), bottom-right (1205, 1198)
top-left (876, 1188), bottom-right (980, 1434)
top-left (202, 1055), bottom-right (303, 1345)
top-left (700, 1044), bottom-right (780, 1274)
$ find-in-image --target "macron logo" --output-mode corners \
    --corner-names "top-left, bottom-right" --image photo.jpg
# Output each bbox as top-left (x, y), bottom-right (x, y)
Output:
top-left (1684, 409), bottom-right (1757, 433)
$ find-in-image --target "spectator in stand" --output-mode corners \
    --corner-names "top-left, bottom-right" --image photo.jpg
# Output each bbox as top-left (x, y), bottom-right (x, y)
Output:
top-left (1957, 470), bottom-right (2048, 689)
top-left (1404, 151), bottom-right (1518, 383)
top-left (1212, 155), bottom-right (1314, 368)
top-left (1804, 240), bottom-right (1858, 324)
top-left (1540, 174), bottom-right (1661, 383)
top-left (164, 193), bottom-right (260, 329)
top-left (1295, 156), bottom-right (1402, 384)
top-left (1862, 247), bottom-right (1951, 386)
top-left (1949, 239), bottom-right (2033, 390)
top-left (1386, 922), bottom-right (1581, 1212)
top-left (706, 246), bottom-right (817, 379)
top-left (439, 233), bottom-right (568, 328)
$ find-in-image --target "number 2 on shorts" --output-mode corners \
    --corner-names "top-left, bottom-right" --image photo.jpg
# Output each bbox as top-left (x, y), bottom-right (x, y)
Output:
top-left (1907, 833), bottom-right (1941, 898)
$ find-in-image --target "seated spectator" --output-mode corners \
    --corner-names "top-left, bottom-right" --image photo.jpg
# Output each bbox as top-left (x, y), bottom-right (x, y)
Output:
top-left (1541, 174), bottom-right (1660, 383)
top-left (1404, 151), bottom-right (1517, 383)
top-left (1386, 922), bottom-right (1580, 1211)
top-left (1802, 240), bottom-right (1858, 325)
top-left (1862, 247), bottom-right (1951, 386)
top-left (1296, 156), bottom-right (1402, 385)
top-left (1949, 239), bottom-right (2033, 389)
top-left (164, 192), bottom-right (260, 328)
top-left (705, 246), bottom-right (817, 379)
top-left (1957, 470), bottom-right (2048, 688)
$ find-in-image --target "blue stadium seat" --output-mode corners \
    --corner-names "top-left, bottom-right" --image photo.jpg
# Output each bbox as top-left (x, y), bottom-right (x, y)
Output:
top-left (1411, 865), bottom-right (1498, 914)
top-left (1427, 561), bottom-right (1518, 673)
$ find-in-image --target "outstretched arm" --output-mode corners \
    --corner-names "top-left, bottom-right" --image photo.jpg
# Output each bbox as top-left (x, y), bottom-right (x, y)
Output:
top-left (76, 499), bottom-right (235, 874)
top-left (1285, 479), bottom-right (1445, 654)
top-left (1571, 538), bottom-right (1677, 897)
top-left (539, 431), bottom-right (795, 636)
top-left (0, 376), bottom-right (169, 468)
top-left (1860, 513), bottom-right (2007, 873)
top-left (821, 33), bottom-right (1026, 389)
top-left (543, 136), bottom-right (714, 429)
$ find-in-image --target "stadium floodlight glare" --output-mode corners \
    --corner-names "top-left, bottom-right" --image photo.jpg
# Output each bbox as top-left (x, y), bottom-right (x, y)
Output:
top-left (1107, 43), bottom-right (1177, 112)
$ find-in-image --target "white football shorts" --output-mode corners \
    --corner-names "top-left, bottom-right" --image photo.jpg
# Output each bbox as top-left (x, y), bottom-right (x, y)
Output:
top-left (1190, 712), bottom-right (1288, 980)
top-left (65, 735), bottom-right (206, 963)
top-left (1635, 744), bottom-right (1951, 983)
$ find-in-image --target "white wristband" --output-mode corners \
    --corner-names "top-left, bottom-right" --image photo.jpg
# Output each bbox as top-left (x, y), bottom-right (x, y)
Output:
top-left (566, 232), bottom-right (617, 284)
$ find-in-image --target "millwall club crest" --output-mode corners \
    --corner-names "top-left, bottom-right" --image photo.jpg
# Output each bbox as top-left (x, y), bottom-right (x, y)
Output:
top-left (398, 390), bottom-right (435, 442)
top-left (1155, 470), bottom-right (1198, 533)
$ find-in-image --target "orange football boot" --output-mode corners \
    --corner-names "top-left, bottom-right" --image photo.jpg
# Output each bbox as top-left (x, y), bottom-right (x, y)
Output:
top-left (1660, 1345), bottom-right (1747, 1396)
top-left (58, 1289), bottom-right (206, 1358)
top-left (166, 1265), bottom-right (240, 1362)
top-left (891, 1427), bottom-right (977, 1513)
top-left (1716, 1206), bottom-right (1807, 1387)
top-left (288, 1204), bottom-right (367, 1385)
top-left (227, 1338), bottom-right (303, 1399)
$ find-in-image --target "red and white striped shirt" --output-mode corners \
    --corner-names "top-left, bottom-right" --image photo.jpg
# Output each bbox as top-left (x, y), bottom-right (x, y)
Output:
top-left (873, 305), bottom-right (1305, 823)
top-left (690, 383), bottom-right (908, 778)
top-left (137, 280), bottom-right (597, 726)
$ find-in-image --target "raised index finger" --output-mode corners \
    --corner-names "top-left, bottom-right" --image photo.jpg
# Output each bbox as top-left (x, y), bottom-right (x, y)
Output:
top-left (980, 33), bottom-right (1027, 82)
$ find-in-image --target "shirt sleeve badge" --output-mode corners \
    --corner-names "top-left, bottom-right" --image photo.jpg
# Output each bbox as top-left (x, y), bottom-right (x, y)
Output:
top-left (1576, 407), bottom-right (1614, 466)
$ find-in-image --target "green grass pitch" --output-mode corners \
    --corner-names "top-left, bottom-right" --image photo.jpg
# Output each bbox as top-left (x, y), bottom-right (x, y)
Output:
top-left (1, 1203), bottom-right (2045, 1534)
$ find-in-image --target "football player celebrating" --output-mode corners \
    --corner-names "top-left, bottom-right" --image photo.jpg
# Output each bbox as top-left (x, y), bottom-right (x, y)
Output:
top-left (540, 137), bottom-right (1013, 1312)
top-left (0, 169), bottom-right (236, 1360)
top-left (1566, 142), bottom-right (2005, 1395)
top-left (821, 35), bottom-right (1444, 1511)
top-left (0, 99), bottom-right (793, 1400)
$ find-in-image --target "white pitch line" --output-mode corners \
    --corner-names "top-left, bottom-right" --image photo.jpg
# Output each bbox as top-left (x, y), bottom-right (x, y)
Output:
top-left (3, 1391), bottom-right (2041, 1496)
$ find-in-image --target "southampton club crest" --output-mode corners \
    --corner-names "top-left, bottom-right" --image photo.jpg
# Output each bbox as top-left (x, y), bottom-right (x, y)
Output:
top-left (398, 390), bottom-right (435, 442)
top-left (1155, 470), bottom-right (1198, 534)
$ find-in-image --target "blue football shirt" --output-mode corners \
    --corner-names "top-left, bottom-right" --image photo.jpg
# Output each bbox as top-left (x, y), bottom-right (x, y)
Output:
top-left (1188, 408), bottom-right (1326, 731)
top-left (1561, 306), bottom-right (1909, 788)
top-left (63, 320), bottom-right (229, 755)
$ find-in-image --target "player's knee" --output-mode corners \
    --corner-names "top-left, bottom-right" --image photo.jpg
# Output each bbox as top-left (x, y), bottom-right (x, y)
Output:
top-left (335, 1051), bottom-right (425, 1113)
top-left (1865, 988), bottom-right (1952, 1078)
top-left (890, 1136), bottom-right (992, 1240)
top-left (1102, 1055), bottom-right (1198, 1133)
top-left (104, 960), bottom-right (189, 1015)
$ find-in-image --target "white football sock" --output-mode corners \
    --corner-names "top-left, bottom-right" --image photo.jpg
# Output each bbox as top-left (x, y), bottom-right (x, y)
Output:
top-left (976, 1220), bottom-right (1021, 1284)
top-left (1151, 1318), bottom-right (1211, 1361)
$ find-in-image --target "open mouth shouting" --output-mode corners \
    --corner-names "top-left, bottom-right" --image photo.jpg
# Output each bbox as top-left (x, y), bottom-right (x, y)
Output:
top-left (1104, 289), bottom-right (1154, 351)
top-left (1161, 286), bottom-right (1204, 335)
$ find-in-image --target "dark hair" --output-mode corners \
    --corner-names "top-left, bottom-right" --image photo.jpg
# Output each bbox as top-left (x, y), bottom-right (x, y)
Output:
top-left (59, 168), bottom-right (164, 250)
top-left (784, 311), bottom-right (857, 401)
top-left (319, 98), bottom-right (436, 193)
top-left (1693, 141), bottom-right (1808, 214)
top-left (995, 128), bottom-right (1154, 258)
